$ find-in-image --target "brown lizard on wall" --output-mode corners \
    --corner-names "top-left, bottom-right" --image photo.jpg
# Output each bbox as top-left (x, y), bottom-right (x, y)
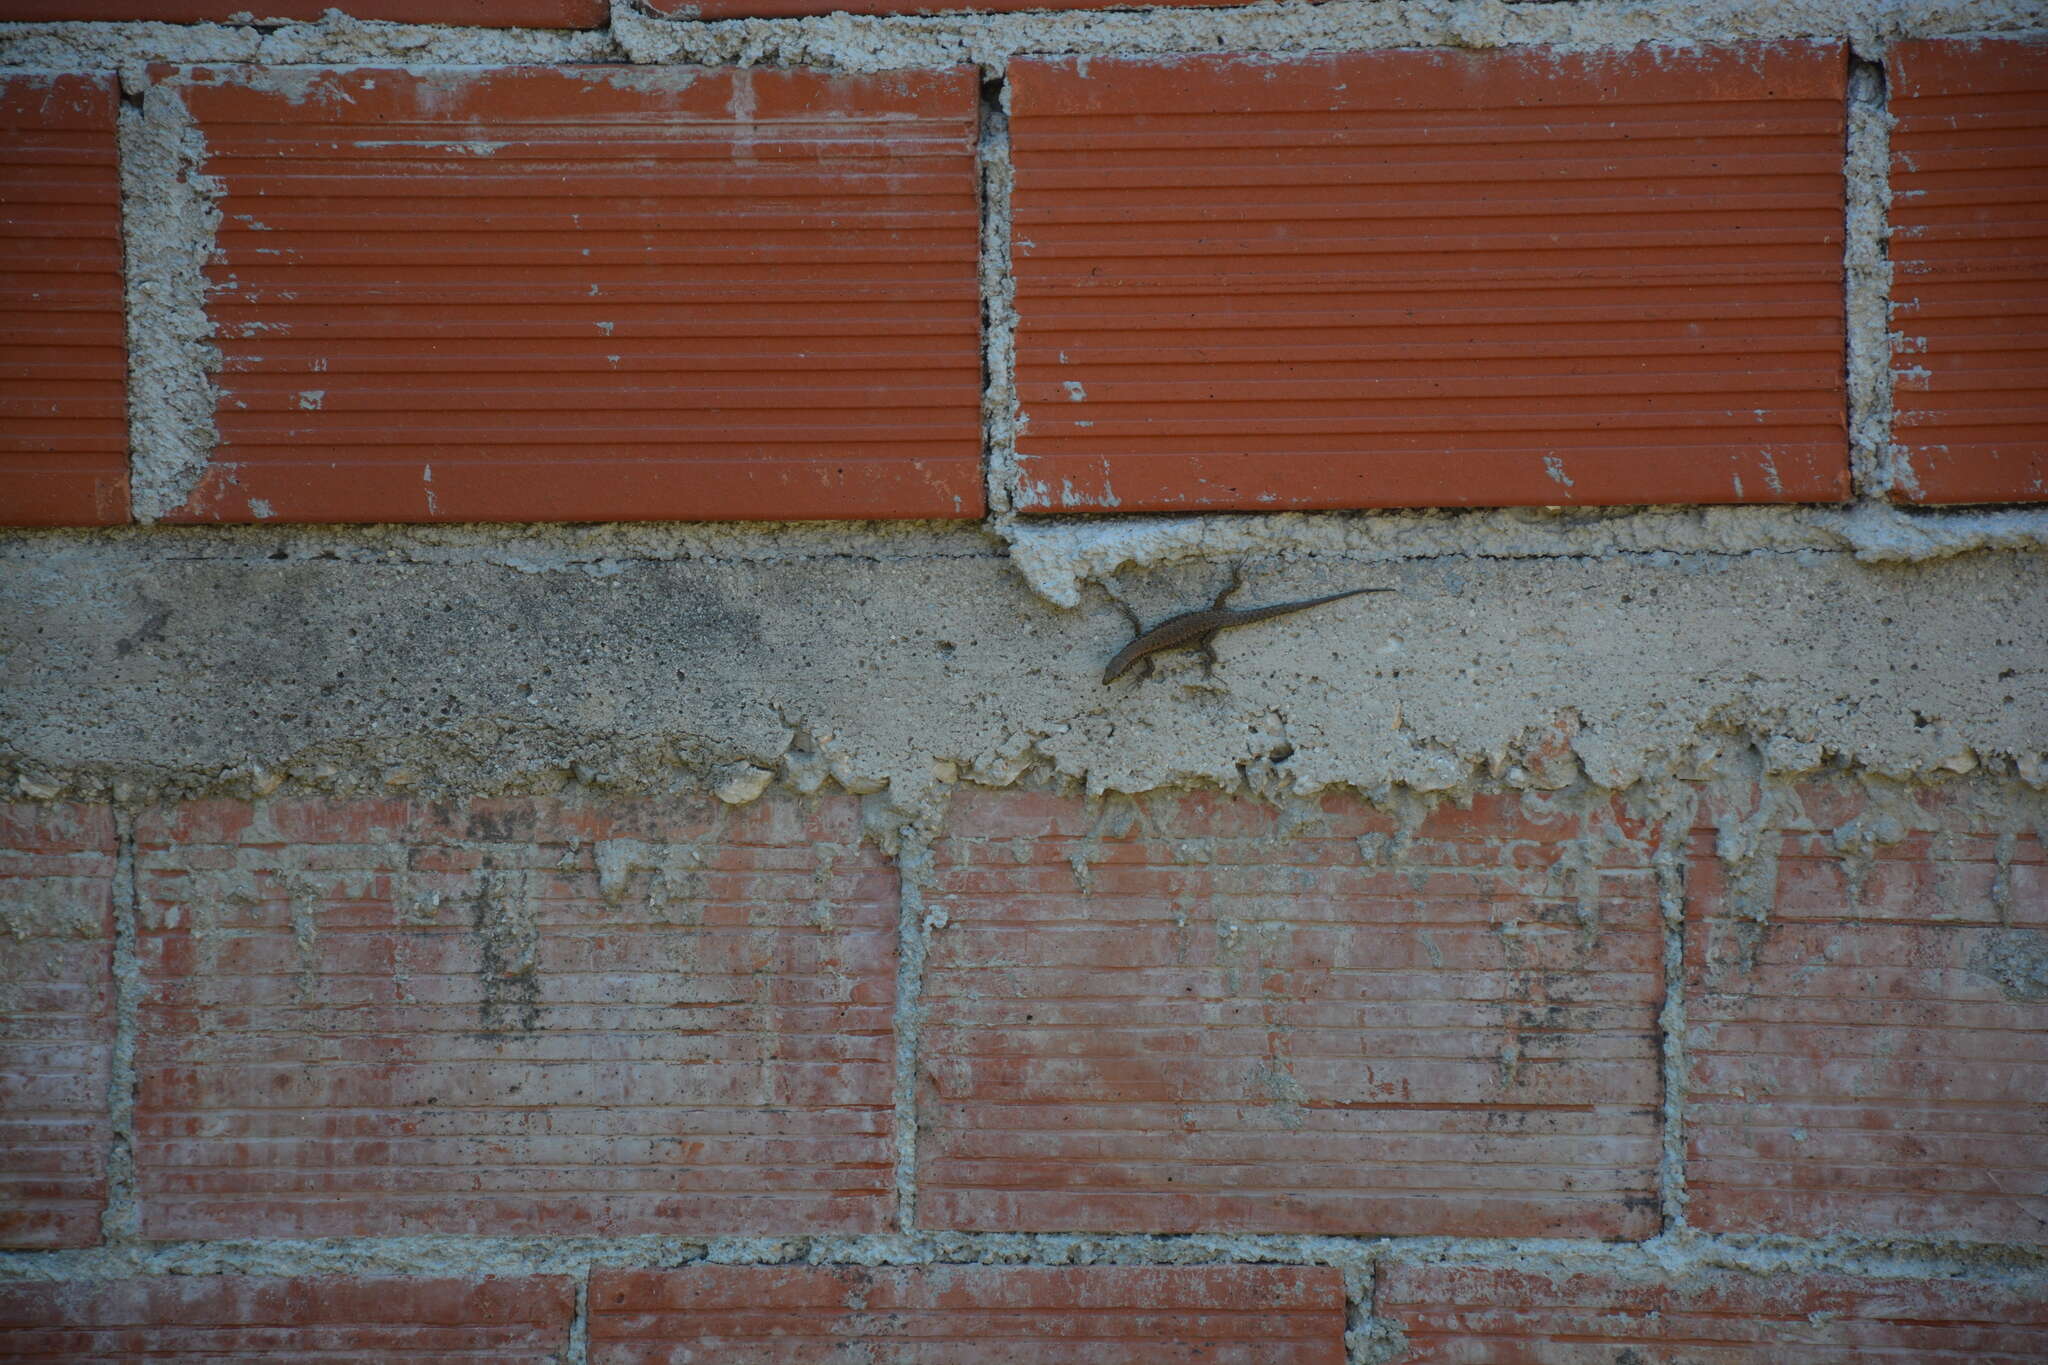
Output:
top-left (1102, 571), bottom-right (1394, 683)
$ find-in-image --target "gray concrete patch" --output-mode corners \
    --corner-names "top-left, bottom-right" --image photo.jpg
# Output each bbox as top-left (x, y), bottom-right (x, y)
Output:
top-left (2, 528), bottom-right (2041, 814)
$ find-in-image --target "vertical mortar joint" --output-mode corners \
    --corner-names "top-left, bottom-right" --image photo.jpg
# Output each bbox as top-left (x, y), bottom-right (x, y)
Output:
top-left (1843, 54), bottom-right (1900, 501)
top-left (891, 828), bottom-right (941, 1234)
top-left (101, 808), bottom-right (143, 1244)
top-left (976, 67), bottom-right (1020, 525)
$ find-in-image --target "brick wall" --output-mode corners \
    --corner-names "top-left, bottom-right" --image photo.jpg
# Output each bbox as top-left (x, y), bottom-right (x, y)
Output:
top-left (3, 24), bottom-right (2046, 523)
top-left (3, 780), bottom-right (2044, 1355)
top-left (2, 1), bottom-right (2045, 1359)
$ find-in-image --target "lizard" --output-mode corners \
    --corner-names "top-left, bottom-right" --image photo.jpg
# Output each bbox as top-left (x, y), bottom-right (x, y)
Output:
top-left (1101, 569), bottom-right (1394, 684)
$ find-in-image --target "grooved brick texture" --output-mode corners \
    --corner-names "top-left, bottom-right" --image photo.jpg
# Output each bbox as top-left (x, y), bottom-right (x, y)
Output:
top-left (1007, 44), bottom-right (1851, 513)
top-left (646, 0), bottom-right (1250, 13)
top-left (1685, 781), bottom-right (2048, 1241)
top-left (163, 65), bottom-right (983, 525)
top-left (1377, 1265), bottom-right (2048, 1363)
top-left (132, 795), bottom-right (896, 1237)
top-left (916, 790), bottom-right (1664, 1237)
top-left (0, 73), bottom-right (128, 527)
top-left (0, 0), bottom-right (605, 21)
top-left (0, 804), bottom-right (116, 1249)
top-left (589, 1265), bottom-right (1348, 1363)
top-left (1887, 38), bottom-right (2048, 504)
top-left (0, 1276), bottom-right (576, 1362)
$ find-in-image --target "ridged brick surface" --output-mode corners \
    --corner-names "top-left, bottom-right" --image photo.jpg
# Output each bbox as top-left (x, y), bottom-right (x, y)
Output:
top-left (1685, 781), bottom-right (2048, 1241)
top-left (0, 1276), bottom-right (576, 1362)
top-left (0, 804), bottom-right (115, 1249)
top-left (1007, 44), bottom-right (1851, 513)
top-left (162, 65), bottom-right (983, 524)
top-left (132, 795), bottom-right (897, 1237)
top-left (0, 0), bottom-right (605, 21)
top-left (589, 1265), bottom-right (1348, 1363)
top-left (649, 0), bottom-right (1246, 13)
top-left (1888, 38), bottom-right (2048, 504)
top-left (0, 74), bottom-right (128, 527)
top-left (915, 790), bottom-right (1664, 1237)
top-left (1377, 1265), bottom-right (2048, 1362)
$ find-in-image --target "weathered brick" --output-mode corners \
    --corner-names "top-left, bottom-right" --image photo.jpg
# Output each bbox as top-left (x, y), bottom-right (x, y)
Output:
top-left (0, 0), bottom-right (604, 20)
top-left (589, 1264), bottom-right (1347, 1363)
top-left (0, 1275), bottom-right (575, 1361)
top-left (916, 789), bottom-right (1664, 1237)
top-left (1006, 43), bottom-right (1850, 513)
top-left (0, 73), bottom-right (128, 527)
top-left (132, 794), bottom-right (896, 1237)
top-left (1888, 38), bottom-right (2048, 504)
top-left (158, 64), bottom-right (984, 525)
top-left (1685, 780), bottom-right (2048, 1240)
top-left (0, 803), bottom-right (116, 1248)
top-left (1377, 1264), bottom-right (2048, 1362)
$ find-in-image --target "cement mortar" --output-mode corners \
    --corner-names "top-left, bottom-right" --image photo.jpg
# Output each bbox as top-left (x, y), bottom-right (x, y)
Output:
top-left (608, 0), bottom-right (2048, 74)
top-left (119, 85), bottom-right (220, 523)
top-left (2, 528), bottom-right (2042, 814)
top-left (5, 0), bottom-right (2045, 79)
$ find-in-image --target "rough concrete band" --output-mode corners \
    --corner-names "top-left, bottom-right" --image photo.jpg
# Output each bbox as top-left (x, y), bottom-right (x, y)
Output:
top-left (3, 529), bottom-right (2043, 809)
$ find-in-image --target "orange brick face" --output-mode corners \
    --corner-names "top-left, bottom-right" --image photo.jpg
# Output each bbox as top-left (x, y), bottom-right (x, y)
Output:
top-left (1887, 38), bottom-right (2048, 504)
top-left (915, 790), bottom-right (1665, 1237)
top-left (162, 64), bottom-right (984, 525)
top-left (131, 795), bottom-right (898, 1237)
top-left (0, 804), bottom-right (116, 1249)
top-left (1685, 782), bottom-right (2048, 1241)
top-left (1006, 44), bottom-right (1852, 513)
top-left (1377, 1265), bottom-right (2048, 1362)
top-left (646, 0), bottom-right (1243, 12)
top-left (0, 74), bottom-right (128, 527)
top-left (0, 1276), bottom-right (576, 1362)
top-left (588, 1265), bottom-right (1348, 1363)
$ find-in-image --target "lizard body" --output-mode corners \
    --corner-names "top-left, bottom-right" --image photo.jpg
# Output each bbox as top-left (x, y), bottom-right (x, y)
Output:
top-left (1102, 585), bottom-right (1392, 684)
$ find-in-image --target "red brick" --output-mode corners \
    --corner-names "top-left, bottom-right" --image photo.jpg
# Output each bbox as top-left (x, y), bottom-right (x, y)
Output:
top-left (1685, 781), bottom-right (2048, 1240)
top-left (1887, 38), bottom-right (2048, 504)
top-left (650, 0), bottom-right (1246, 12)
top-left (0, 0), bottom-right (604, 20)
top-left (0, 804), bottom-right (116, 1248)
top-left (0, 1276), bottom-right (575, 1362)
top-left (44, 0), bottom-right (597, 18)
top-left (1377, 1264), bottom-right (2048, 1363)
top-left (132, 794), bottom-right (897, 1237)
top-left (1005, 44), bottom-right (1850, 513)
top-left (916, 789), bottom-right (1665, 1237)
top-left (589, 1264), bottom-right (1347, 1363)
top-left (157, 64), bottom-right (983, 525)
top-left (0, 73), bottom-right (128, 527)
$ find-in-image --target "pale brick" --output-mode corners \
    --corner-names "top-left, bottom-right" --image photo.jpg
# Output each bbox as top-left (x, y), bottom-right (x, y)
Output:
top-left (916, 789), bottom-right (1664, 1237)
top-left (0, 1276), bottom-right (574, 1362)
top-left (133, 794), bottom-right (896, 1237)
top-left (1378, 1264), bottom-right (2048, 1363)
top-left (0, 803), bottom-right (115, 1247)
top-left (1686, 780), bottom-right (2048, 1240)
top-left (590, 1264), bottom-right (1346, 1363)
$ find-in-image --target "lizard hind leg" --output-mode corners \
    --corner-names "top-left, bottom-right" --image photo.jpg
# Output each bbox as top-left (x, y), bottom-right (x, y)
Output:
top-left (1195, 630), bottom-right (1221, 680)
